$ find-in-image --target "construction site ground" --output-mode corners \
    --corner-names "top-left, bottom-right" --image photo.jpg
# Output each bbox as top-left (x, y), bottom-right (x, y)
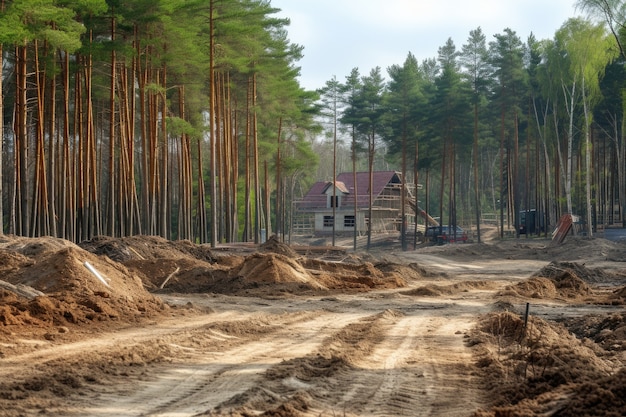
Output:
top-left (1, 225), bottom-right (626, 416)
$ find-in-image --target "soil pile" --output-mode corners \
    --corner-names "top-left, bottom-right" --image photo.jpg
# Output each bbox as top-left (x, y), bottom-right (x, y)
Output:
top-left (499, 261), bottom-right (602, 301)
top-left (414, 235), bottom-right (626, 264)
top-left (559, 312), bottom-right (626, 352)
top-left (154, 254), bottom-right (410, 295)
top-left (260, 235), bottom-right (298, 257)
top-left (403, 280), bottom-right (497, 297)
top-left (534, 261), bottom-right (618, 284)
top-left (0, 236), bottom-right (166, 335)
top-left (79, 235), bottom-right (215, 263)
top-left (300, 258), bottom-right (408, 291)
top-left (469, 311), bottom-right (624, 417)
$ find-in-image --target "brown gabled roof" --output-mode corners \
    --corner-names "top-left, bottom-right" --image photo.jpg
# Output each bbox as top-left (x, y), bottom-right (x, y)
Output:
top-left (298, 171), bottom-right (401, 210)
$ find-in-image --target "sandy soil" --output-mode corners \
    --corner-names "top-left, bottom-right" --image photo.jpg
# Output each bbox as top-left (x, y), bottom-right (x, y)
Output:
top-left (1, 229), bottom-right (626, 416)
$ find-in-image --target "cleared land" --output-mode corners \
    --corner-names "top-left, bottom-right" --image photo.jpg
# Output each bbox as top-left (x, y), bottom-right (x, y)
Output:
top-left (1, 228), bottom-right (626, 416)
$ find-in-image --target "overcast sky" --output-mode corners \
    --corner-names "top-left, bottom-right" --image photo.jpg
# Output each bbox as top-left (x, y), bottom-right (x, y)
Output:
top-left (271, 0), bottom-right (582, 91)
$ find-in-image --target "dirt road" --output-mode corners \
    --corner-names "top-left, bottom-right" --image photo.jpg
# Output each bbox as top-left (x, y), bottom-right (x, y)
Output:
top-left (2, 234), bottom-right (625, 416)
top-left (0, 251), bottom-right (537, 416)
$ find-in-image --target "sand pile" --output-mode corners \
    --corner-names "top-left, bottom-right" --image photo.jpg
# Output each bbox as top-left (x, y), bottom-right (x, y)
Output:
top-left (469, 311), bottom-right (623, 417)
top-left (404, 280), bottom-right (496, 297)
top-left (498, 261), bottom-right (601, 301)
top-left (79, 234), bottom-right (215, 263)
top-left (260, 235), bottom-right (298, 257)
top-left (151, 253), bottom-right (410, 295)
top-left (300, 258), bottom-right (408, 290)
top-left (0, 236), bottom-right (166, 331)
top-left (559, 312), bottom-right (626, 352)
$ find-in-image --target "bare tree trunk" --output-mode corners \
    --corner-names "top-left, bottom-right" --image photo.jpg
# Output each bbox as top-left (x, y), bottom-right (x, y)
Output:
top-left (243, 76), bottom-right (252, 242)
top-left (252, 74), bottom-right (260, 244)
top-left (160, 64), bottom-right (168, 239)
top-left (275, 118), bottom-right (282, 240)
top-left (31, 39), bottom-right (51, 237)
top-left (582, 80), bottom-right (593, 237)
top-left (16, 44), bottom-right (29, 236)
top-left (137, 26), bottom-right (150, 235)
top-left (108, 16), bottom-right (116, 236)
top-left (400, 132), bottom-right (407, 251)
top-left (177, 86), bottom-right (190, 240)
top-left (197, 135), bottom-right (207, 243)
top-left (352, 126), bottom-right (357, 251)
top-left (216, 72), bottom-right (225, 243)
top-left (473, 103), bottom-right (481, 242)
top-left (209, 0), bottom-right (218, 246)
top-left (61, 50), bottom-right (71, 240)
top-left (264, 160), bottom-right (270, 241)
top-left (47, 48), bottom-right (57, 238)
top-left (85, 40), bottom-right (101, 239)
top-left (499, 104), bottom-right (505, 238)
top-left (0, 0), bottom-right (4, 235)
top-left (75, 61), bottom-right (85, 242)
top-left (367, 129), bottom-right (375, 251)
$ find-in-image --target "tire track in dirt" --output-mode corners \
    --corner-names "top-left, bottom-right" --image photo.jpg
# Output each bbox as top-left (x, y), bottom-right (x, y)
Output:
top-left (202, 305), bottom-right (482, 417)
top-left (315, 309), bottom-right (481, 416)
top-left (70, 309), bottom-right (368, 417)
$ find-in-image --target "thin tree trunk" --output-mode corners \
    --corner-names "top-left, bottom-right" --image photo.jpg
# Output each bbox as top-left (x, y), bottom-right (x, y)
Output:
top-left (252, 73), bottom-right (260, 244)
top-left (16, 44), bottom-right (29, 236)
top-left (413, 142), bottom-right (419, 249)
top-left (108, 15), bottom-right (116, 236)
top-left (275, 118), bottom-right (282, 240)
top-left (160, 64), bottom-right (168, 238)
top-left (582, 79), bottom-right (593, 237)
top-left (243, 76), bottom-right (252, 242)
top-left (209, 0), bottom-right (218, 246)
top-left (0, 0), bottom-right (3, 235)
top-left (367, 129), bottom-right (375, 251)
top-left (85, 41), bottom-right (100, 239)
top-left (352, 126), bottom-right (358, 251)
top-left (47, 48), bottom-right (57, 237)
top-left (473, 102), bottom-right (481, 242)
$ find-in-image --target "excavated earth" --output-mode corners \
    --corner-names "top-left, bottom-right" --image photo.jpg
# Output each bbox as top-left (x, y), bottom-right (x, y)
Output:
top-left (1, 229), bottom-right (626, 416)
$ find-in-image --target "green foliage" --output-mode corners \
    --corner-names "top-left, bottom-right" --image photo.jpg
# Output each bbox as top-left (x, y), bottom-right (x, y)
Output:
top-left (0, 0), bottom-right (97, 50)
top-left (2, 0), bottom-right (626, 240)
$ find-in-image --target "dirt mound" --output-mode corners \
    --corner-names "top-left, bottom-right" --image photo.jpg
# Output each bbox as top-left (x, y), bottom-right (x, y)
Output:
top-left (499, 262), bottom-right (599, 301)
top-left (534, 261), bottom-right (617, 284)
top-left (0, 236), bottom-right (166, 333)
top-left (260, 235), bottom-right (298, 257)
top-left (413, 235), bottom-right (626, 266)
top-left (404, 280), bottom-right (496, 297)
top-left (125, 257), bottom-right (231, 293)
top-left (301, 258), bottom-right (407, 291)
top-left (469, 311), bottom-right (619, 416)
top-left (549, 236), bottom-right (626, 262)
top-left (149, 255), bottom-right (409, 296)
top-left (559, 312), bottom-right (626, 352)
top-left (79, 235), bottom-right (214, 263)
top-left (374, 261), bottom-right (424, 281)
top-left (233, 252), bottom-right (326, 289)
top-left (499, 277), bottom-right (558, 299)
top-left (611, 285), bottom-right (626, 305)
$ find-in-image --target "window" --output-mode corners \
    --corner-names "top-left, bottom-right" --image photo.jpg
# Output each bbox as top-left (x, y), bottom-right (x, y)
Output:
top-left (344, 215), bottom-right (355, 228)
top-left (328, 195), bottom-right (339, 208)
top-left (323, 216), bottom-right (334, 227)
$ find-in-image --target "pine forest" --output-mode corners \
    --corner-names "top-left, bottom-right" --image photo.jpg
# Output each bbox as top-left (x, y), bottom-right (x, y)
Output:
top-left (1, 0), bottom-right (625, 248)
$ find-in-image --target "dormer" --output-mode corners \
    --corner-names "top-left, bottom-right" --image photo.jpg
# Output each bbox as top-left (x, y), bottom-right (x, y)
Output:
top-left (322, 180), bottom-right (349, 208)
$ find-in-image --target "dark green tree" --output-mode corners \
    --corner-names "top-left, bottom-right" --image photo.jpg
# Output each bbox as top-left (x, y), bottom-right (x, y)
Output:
top-left (385, 52), bottom-right (424, 250)
top-left (461, 27), bottom-right (491, 242)
top-left (489, 28), bottom-right (527, 237)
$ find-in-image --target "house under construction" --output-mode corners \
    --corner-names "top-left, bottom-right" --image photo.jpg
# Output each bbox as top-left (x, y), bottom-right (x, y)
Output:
top-left (293, 171), bottom-right (436, 237)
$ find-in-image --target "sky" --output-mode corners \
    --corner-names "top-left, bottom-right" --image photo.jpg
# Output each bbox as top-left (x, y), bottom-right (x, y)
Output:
top-left (270, 0), bottom-right (583, 91)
